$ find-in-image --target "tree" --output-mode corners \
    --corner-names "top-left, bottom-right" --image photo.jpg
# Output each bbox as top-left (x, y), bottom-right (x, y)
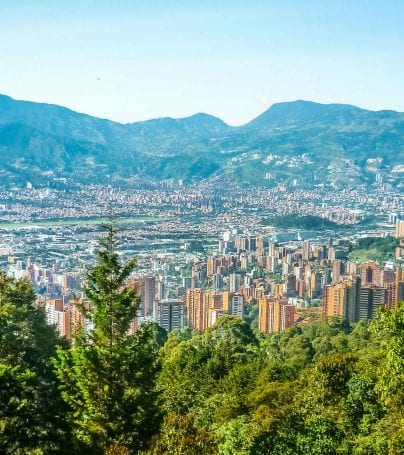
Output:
top-left (370, 301), bottom-right (404, 401)
top-left (54, 224), bottom-right (162, 453)
top-left (367, 302), bottom-right (404, 453)
top-left (0, 272), bottom-right (69, 454)
top-left (216, 415), bottom-right (253, 455)
top-left (204, 316), bottom-right (258, 380)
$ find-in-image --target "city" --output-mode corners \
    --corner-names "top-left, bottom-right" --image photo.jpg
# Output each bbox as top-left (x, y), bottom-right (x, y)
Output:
top-left (1, 1), bottom-right (403, 453)
top-left (2, 182), bottom-right (403, 338)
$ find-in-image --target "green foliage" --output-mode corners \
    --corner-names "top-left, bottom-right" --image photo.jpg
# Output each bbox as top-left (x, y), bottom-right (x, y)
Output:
top-left (0, 272), bottom-right (70, 454)
top-left (1, 96), bottom-right (404, 187)
top-left (370, 302), bottom-right (404, 402)
top-left (216, 415), bottom-right (253, 454)
top-left (54, 225), bottom-right (162, 453)
top-left (148, 303), bottom-right (404, 454)
top-left (349, 236), bottom-right (399, 264)
top-left (147, 412), bottom-right (217, 455)
top-left (262, 214), bottom-right (341, 230)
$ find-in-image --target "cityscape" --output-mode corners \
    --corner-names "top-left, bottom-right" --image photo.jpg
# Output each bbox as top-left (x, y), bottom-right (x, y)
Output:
top-left (1, 1), bottom-right (404, 454)
top-left (2, 178), bottom-right (403, 338)
top-left (1, 104), bottom-right (403, 455)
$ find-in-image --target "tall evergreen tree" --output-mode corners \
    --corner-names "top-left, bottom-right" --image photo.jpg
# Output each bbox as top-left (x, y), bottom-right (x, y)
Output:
top-left (0, 272), bottom-right (70, 454)
top-left (54, 224), bottom-right (163, 453)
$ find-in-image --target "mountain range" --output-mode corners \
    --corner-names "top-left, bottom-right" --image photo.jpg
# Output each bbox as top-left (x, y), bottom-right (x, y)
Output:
top-left (0, 94), bottom-right (403, 189)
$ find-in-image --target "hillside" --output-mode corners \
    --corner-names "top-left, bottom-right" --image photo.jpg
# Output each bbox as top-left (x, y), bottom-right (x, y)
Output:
top-left (349, 236), bottom-right (399, 264)
top-left (262, 214), bottom-right (341, 230)
top-left (0, 94), bottom-right (403, 188)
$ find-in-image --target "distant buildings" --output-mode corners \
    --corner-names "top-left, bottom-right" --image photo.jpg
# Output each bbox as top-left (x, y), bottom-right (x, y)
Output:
top-left (323, 277), bottom-right (361, 322)
top-left (138, 275), bottom-right (156, 317)
top-left (8, 218), bottom-right (404, 340)
top-left (154, 299), bottom-right (184, 332)
top-left (323, 266), bottom-right (401, 323)
top-left (360, 261), bottom-right (381, 286)
top-left (395, 217), bottom-right (404, 238)
top-left (359, 286), bottom-right (386, 320)
top-left (258, 297), bottom-right (295, 333)
top-left (185, 288), bottom-right (245, 331)
top-left (41, 297), bottom-right (92, 340)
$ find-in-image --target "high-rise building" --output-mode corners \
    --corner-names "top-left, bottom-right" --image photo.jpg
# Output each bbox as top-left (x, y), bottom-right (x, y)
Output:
top-left (360, 262), bottom-right (381, 287)
top-left (385, 282), bottom-right (396, 309)
top-left (206, 291), bottom-right (223, 327)
top-left (62, 273), bottom-right (81, 291)
top-left (186, 288), bottom-right (207, 330)
top-left (297, 279), bottom-right (306, 298)
top-left (265, 255), bottom-right (276, 273)
top-left (323, 276), bottom-right (361, 322)
top-left (43, 298), bottom-right (73, 338)
top-left (317, 245), bottom-right (327, 261)
top-left (283, 274), bottom-right (296, 297)
top-left (229, 293), bottom-right (245, 318)
top-left (156, 279), bottom-right (166, 300)
top-left (332, 260), bottom-right (345, 284)
top-left (395, 217), bottom-right (404, 238)
top-left (69, 299), bottom-right (94, 336)
top-left (359, 286), bottom-right (386, 320)
top-left (256, 236), bottom-right (265, 253)
top-left (206, 291), bottom-right (223, 311)
top-left (229, 273), bottom-right (241, 293)
top-left (44, 298), bottom-right (63, 326)
top-left (139, 276), bottom-right (156, 317)
top-left (393, 266), bottom-right (404, 307)
top-left (212, 273), bottom-right (224, 291)
top-left (209, 308), bottom-right (229, 326)
top-left (240, 254), bottom-right (248, 270)
top-left (155, 299), bottom-right (184, 332)
top-left (258, 297), bottom-right (295, 333)
top-left (282, 261), bottom-right (291, 275)
top-left (382, 268), bottom-right (396, 308)
top-left (310, 271), bottom-right (322, 298)
top-left (247, 236), bottom-right (257, 251)
top-left (207, 256), bottom-right (218, 276)
top-left (302, 240), bottom-right (310, 261)
top-left (396, 239), bottom-right (404, 260)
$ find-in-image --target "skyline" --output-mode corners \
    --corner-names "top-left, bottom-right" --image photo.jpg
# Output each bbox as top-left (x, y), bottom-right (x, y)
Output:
top-left (4, 92), bottom-right (403, 126)
top-left (1, 1), bottom-right (404, 125)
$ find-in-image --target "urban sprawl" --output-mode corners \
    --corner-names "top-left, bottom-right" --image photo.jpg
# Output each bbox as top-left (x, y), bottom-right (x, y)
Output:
top-left (1, 182), bottom-right (403, 338)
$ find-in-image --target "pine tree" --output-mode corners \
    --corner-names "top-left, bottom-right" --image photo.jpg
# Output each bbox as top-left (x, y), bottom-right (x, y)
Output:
top-left (54, 224), bottom-right (163, 453)
top-left (0, 272), bottom-right (70, 454)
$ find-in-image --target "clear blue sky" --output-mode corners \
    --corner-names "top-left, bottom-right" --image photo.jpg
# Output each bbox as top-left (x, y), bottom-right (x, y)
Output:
top-left (1, 0), bottom-right (403, 125)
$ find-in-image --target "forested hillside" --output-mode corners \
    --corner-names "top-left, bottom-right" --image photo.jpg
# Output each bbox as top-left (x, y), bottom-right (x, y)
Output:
top-left (1, 95), bottom-right (403, 189)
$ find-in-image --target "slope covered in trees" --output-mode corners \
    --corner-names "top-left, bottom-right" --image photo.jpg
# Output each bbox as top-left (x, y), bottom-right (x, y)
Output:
top-left (349, 236), bottom-right (399, 264)
top-left (1, 95), bottom-right (403, 188)
top-left (150, 311), bottom-right (403, 454)
top-left (262, 214), bottom-right (341, 230)
top-left (0, 231), bottom-right (403, 454)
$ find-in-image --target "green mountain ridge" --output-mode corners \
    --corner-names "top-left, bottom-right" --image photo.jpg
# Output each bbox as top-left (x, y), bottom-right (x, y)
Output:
top-left (0, 94), bottom-right (403, 188)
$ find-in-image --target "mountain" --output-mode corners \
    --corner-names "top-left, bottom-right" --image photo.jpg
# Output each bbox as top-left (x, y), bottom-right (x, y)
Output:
top-left (0, 95), bottom-right (403, 189)
top-left (247, 100), bottom-right (366, 128)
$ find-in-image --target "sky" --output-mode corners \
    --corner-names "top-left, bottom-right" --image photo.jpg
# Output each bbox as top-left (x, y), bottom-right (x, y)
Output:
top-left (1, 0), bottom-right (403, 125)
